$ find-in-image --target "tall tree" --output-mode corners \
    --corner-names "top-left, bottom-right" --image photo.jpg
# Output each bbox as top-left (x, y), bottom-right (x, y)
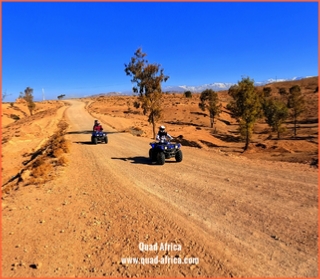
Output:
top-left (19, 87), bottom-right (36, 115)
top-left (227, 77), bottom-right (263, 151)
top-left (198, 89), bottom-right (222, 129)
top-left (287, 85), bottom-right (305, 137)
top-left (124, 48), bottom-right (169, 139)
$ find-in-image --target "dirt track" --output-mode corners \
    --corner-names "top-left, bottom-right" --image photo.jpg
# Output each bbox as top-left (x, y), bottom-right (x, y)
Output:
top-left (2, 100), bottom-right (318, 277)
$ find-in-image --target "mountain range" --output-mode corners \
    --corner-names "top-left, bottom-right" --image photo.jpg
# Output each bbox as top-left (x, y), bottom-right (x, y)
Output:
top-left (162, 76), bottom-right (315, 93)
top-left (89, 76), bottom-right (315, 97)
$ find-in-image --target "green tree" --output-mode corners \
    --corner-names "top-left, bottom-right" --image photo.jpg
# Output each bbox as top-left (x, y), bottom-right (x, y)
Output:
top-left (124, 48), bottom-right (169, 139)
top-left (19, 87), bottom-right (36, 115)
top-left (263, 87), bottom-right (272, 97)
top-left (263, 98), bottom-right (288, 139)
top-left (278, 87), bottom-right (287, 96)
top-left (184, 91), bottom-right (192, 98)
top-left (287, 85), bottom-right (305, 137)
top-left (198, 89), bottom-right (222, 129)
top-left (227, 77), bottom-right (263, 151)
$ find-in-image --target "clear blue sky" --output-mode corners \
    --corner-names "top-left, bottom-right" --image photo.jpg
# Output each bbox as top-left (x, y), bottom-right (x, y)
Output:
top-left (2, 1), bottom-right (318, 102)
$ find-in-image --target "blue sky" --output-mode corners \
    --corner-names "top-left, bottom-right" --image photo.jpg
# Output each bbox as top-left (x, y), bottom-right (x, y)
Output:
top-left (2, 1), bottom-right (318, 102)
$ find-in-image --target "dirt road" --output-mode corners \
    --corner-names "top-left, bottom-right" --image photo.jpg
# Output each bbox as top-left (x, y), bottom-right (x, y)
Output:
top-left (2, 100), bottom-right (318, 277)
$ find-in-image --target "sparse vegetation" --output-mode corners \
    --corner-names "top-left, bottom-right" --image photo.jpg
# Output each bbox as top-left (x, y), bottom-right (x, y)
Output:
top-left (126, 100), bottom-right (132, 112)
top-left (26, 121), bottom-right (70, 185)
top-left (85, 76), bottom-right (318, 164)
top-left (2, 119), bottom-right (69, 191)
top-left (124, 48), bottom-right (169, 139)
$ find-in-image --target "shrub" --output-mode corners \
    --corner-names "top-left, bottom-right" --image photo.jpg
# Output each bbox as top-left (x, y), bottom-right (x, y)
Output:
top-left (133, 101), bottom-right (140, 109)
top-left (10, 114), bottom-right (20, 120)
top-left (184, 91), bottom-right (192, 98)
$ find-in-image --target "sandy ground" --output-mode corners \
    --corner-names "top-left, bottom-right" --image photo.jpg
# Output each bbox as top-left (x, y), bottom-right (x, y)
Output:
top-left (2, 99), bottom-right (318, 277)
top-left (84, 80), bottom-right (318, 166)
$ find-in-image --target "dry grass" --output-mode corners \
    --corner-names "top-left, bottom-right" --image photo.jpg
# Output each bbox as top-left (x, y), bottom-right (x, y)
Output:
top-left (56, 156), bottom-right (68, 166)
top-left (2, 119), bottom-right (70, 193)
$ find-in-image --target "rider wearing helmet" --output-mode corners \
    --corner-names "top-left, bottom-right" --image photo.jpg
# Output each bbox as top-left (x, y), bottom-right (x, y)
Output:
top-left (156, 125), bottom-right (173, 142)
top-left (93, 120), bottom-right (103, 132)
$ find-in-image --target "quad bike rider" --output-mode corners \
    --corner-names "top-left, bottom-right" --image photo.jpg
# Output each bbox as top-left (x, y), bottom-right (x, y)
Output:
top-left (91, 120), bottom-right (108, 144)
top-left (149, 125), bottom-right (183, 165)
top-left (93, 120), bottom-right (103, 132)
top-left (156, 125), bottom-right (173, 142)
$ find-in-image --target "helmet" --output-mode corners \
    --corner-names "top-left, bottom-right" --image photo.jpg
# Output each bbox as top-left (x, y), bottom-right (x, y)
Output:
top-left (94, 120), bottom-right (98, 123)
top-left (159, 125), bottom-right (165, 131)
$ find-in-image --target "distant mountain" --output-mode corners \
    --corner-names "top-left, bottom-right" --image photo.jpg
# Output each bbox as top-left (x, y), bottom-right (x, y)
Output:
top-left (86, 91), bottom-right (126, 98)
top-left (86, 76), bottom-right (316, 98)
top-left (163, 76), bottom-right (316, 93)
top-left (163, 83), bottom-right (234, 93)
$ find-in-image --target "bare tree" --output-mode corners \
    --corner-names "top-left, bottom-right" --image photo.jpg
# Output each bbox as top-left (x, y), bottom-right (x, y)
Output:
top-left (19, 87), bottom-right (36, 115)
top-left (2, 90), bottom-right (12, 102)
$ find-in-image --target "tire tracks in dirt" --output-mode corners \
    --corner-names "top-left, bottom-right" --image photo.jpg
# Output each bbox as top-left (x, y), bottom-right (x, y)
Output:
top-left (2, 100), bottom-right (318, 277)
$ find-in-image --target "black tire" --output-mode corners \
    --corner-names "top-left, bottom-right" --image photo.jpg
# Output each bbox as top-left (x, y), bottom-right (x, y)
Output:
top-left (157, 151), bottom-right (165, 165)
top-left (149, 148), bottom-right (156, 162)
top-left (175, 150), bottom-right (183, 162)
top-left (149, 149), bottom-right (153, 161)
top-left (104, 136), bottom-right (108, 144)
top-left (92, 137), bottom-right (98, 145)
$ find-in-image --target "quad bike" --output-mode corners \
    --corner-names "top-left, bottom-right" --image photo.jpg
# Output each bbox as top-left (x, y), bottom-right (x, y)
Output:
top-left (149, 139), bottom-right (183, 165)
top-left (91, 131), bottom-right (108, 144)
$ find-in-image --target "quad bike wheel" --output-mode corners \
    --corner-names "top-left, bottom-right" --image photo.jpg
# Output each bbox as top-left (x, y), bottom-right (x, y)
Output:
top-left (175, 150), bottom-right (183, 162)
top-left (157, 151), bottom-right (165, 165)
top-left (149, 148), bottom-right (157, 162)
top-left (92, 137), bottom-right (98, 145)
